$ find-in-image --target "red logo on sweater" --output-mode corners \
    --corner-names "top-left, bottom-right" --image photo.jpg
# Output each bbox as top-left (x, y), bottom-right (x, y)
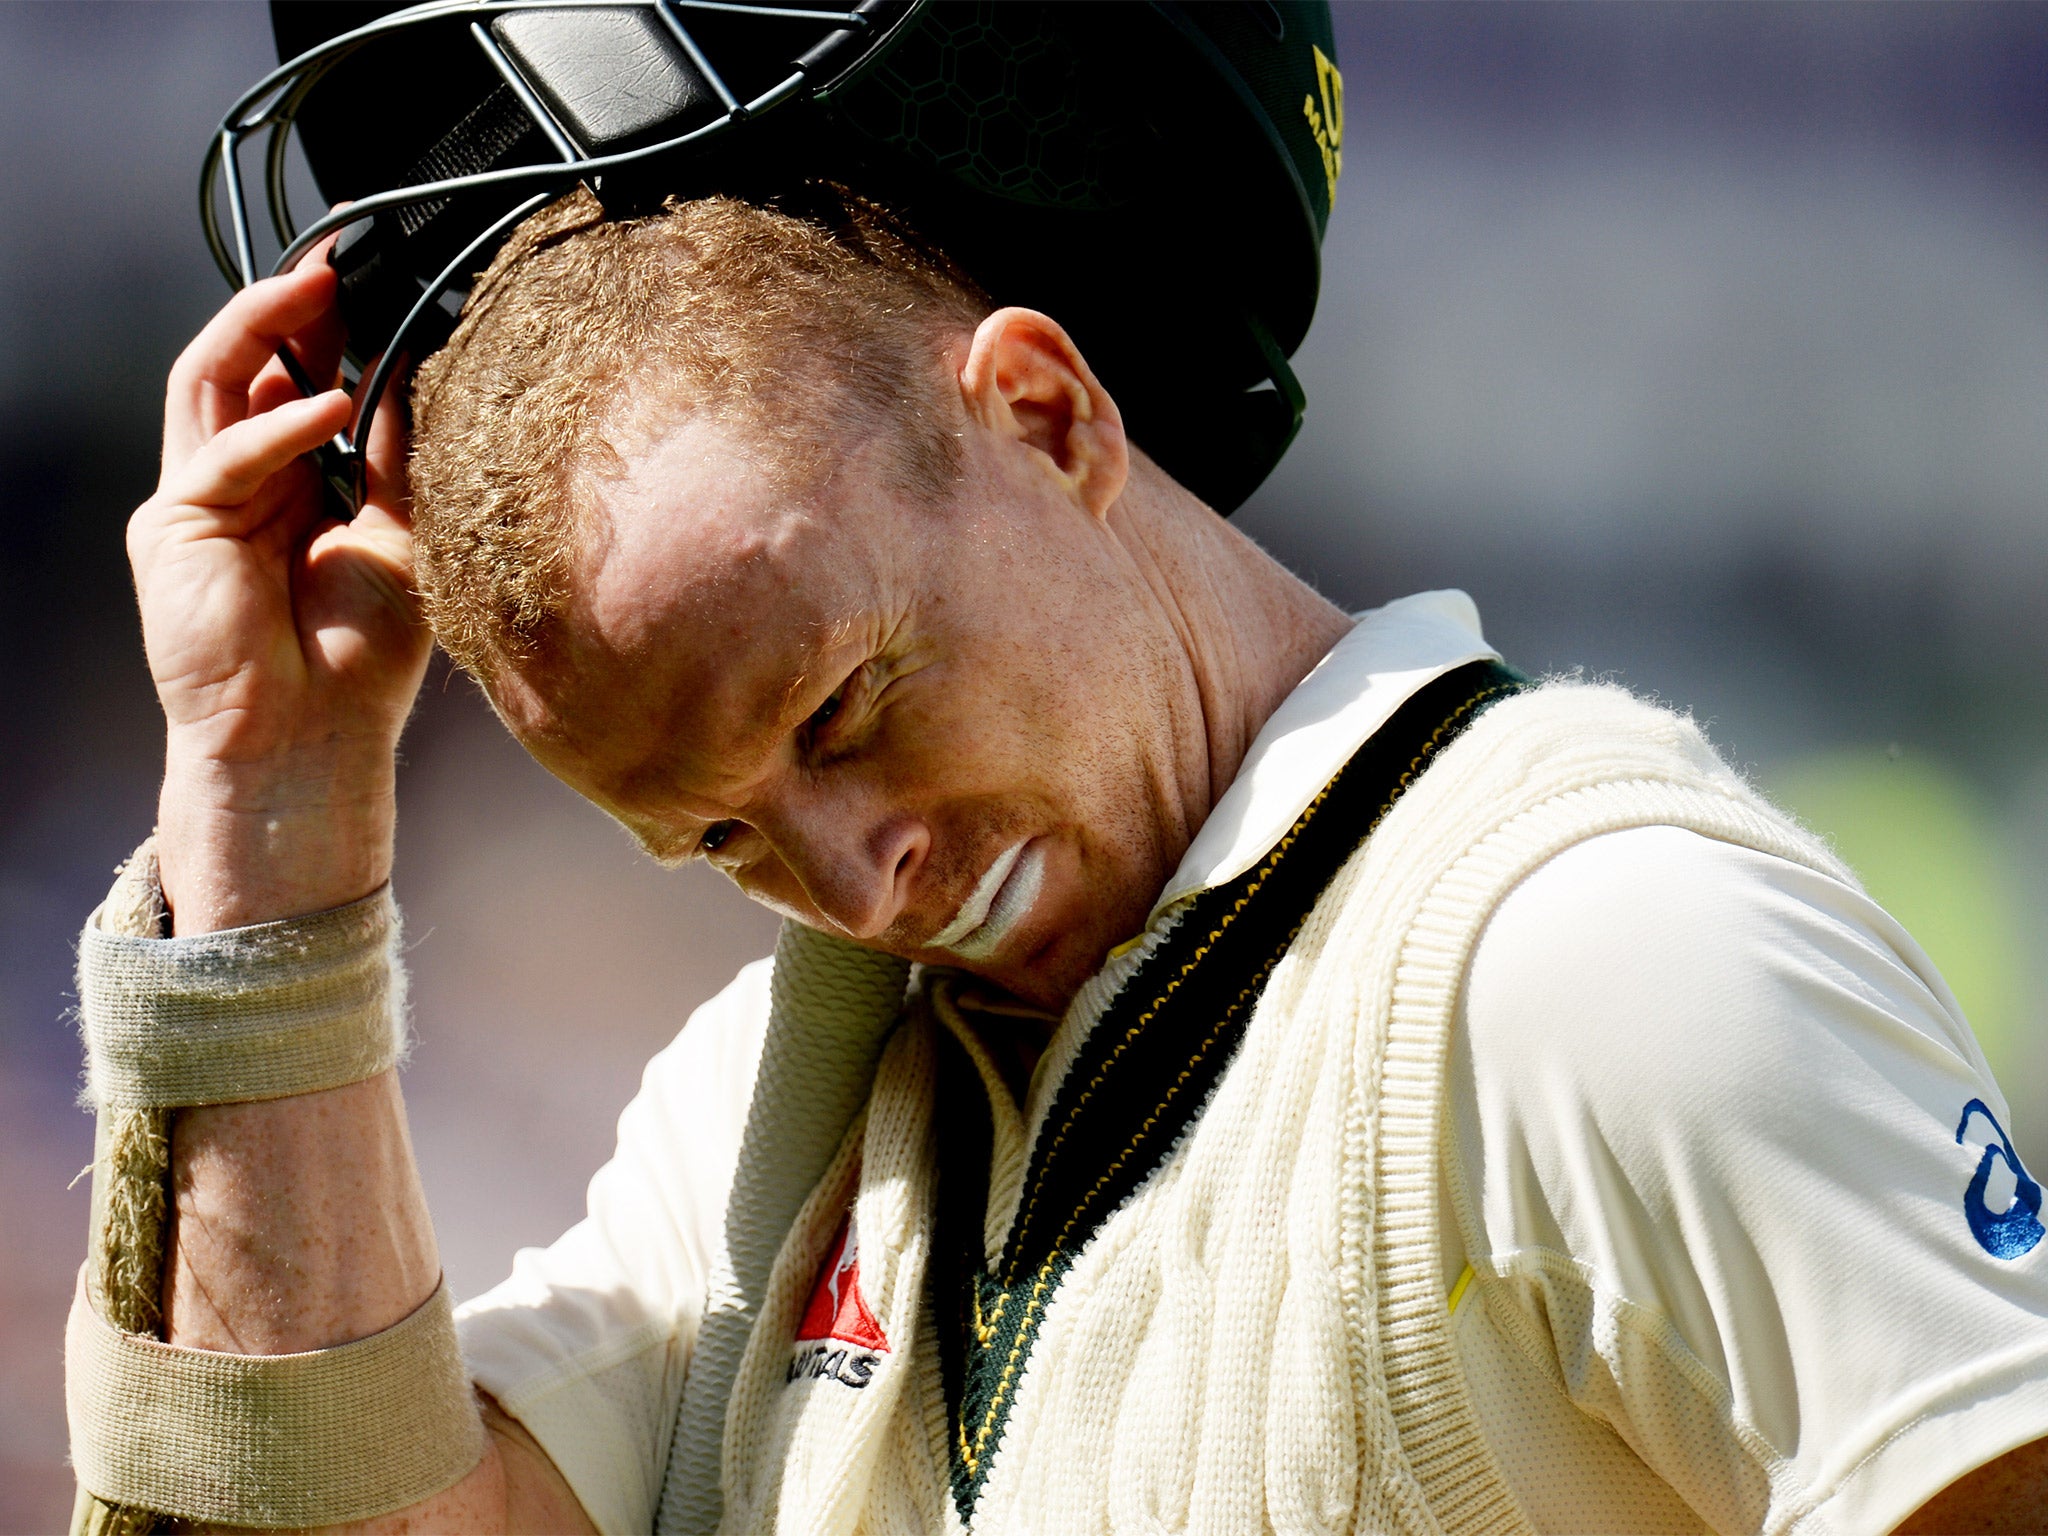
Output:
top-left (795, 1212), bottom-right (889, 1353)
top-left (787, 1212), bottom-right (888, 1389)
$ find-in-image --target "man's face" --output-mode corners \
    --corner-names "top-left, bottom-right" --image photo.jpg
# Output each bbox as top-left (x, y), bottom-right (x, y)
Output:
top-left (491, 409), bottom-right (1202, 1009)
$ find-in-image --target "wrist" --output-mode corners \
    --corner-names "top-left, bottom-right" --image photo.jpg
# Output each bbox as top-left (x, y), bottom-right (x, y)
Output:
top-left (157, 748), bottom-right (398, 934)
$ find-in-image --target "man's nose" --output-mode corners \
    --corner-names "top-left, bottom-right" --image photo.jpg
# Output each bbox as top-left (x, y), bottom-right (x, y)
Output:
top-left (770, 790), bottom-right (930, 942)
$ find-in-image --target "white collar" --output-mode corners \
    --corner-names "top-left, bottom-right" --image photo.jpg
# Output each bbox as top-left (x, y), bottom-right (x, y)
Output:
top-left (1147, 589), bottom-right (1499, 921)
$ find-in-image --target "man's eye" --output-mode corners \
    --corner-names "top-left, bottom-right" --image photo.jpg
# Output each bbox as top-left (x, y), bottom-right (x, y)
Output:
top-left (808, 685), bottom-right (846, 735)
top-left (702, 820), bottom-right (737, 853)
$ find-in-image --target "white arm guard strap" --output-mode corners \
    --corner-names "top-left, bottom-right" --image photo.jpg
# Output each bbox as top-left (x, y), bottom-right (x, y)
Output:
top-left (67, 840), bottom-right (484, 1530)
top-left (67, 1273), bottom-right (484, 1529)
top-left (77, 856), bottom-right (407, 1111)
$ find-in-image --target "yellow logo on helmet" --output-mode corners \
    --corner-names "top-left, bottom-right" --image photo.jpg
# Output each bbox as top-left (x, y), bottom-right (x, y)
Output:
top-left (1302, 44), bottom-right (1344, 208)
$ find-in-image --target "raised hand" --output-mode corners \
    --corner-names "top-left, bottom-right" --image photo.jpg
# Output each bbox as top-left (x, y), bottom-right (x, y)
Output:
top-left (129, 256), bottom-right (432, 933)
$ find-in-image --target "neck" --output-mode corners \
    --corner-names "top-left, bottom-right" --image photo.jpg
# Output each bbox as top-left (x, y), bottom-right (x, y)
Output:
top-left (1107, 453), bottom-right (1353, 847)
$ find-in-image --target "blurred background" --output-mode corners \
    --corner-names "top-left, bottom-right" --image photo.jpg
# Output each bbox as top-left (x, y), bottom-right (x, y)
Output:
top-left (3, 2), bottom-right (2045, 1523)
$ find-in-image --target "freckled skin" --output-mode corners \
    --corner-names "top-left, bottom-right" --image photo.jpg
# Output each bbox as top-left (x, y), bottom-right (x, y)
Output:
top-left (491, 312), bottom-right (1349, 1010)
top-left (493, 433), bottom-right (1184, 1008)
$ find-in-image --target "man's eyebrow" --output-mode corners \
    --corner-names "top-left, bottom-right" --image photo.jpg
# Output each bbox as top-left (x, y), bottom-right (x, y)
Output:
top-left (596, 788), bottom-right (703, 866)
top-left (627, 820), bottom-right (699, 868)
top-left (777, 660), bottom-right (816, 723)
top-left (776, 614), bottom-right (862, 723)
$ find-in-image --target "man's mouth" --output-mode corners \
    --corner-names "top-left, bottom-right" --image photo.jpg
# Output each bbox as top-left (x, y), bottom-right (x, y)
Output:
top-left (926, 838), bottom-right (1047, 961)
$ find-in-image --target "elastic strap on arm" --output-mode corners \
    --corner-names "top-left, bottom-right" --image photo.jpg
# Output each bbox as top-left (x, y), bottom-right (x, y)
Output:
top-left (67, 1272), bottom-right (486, 1529)
top-left (78, 851), bottom-right (408, 1112)
top-left (69, 839), bottom-right (483, 1531)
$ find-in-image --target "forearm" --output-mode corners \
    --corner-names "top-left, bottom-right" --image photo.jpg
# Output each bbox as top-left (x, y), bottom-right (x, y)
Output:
top-left (151, 743), bottom-right (428, 1343)
top-left (72, 842), bottom-right (524, 1530)
top-left (164, 1070), bottom-right (436, 1355)
top-left (140, 865), bottom-right (588, 1532)
top-left (163, 1071), bottom-right (494, 1534)
top-left (152, 990), bottom-right (590, 1532)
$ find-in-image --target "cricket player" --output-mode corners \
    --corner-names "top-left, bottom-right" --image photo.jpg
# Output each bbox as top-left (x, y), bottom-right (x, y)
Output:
top-left (66, 6), bottom-right (2048, 1533)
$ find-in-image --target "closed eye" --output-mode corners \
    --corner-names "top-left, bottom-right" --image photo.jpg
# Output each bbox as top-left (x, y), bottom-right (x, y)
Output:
top-left (802, 667), bottom-right (866, 757)
top-left (808, 685), bottom-right (845, 734)
top-left (695, 672), bottom-right (860, 858)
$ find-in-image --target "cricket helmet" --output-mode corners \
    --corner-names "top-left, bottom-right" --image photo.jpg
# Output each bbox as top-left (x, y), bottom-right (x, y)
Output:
top-left (208, 1), bottom-right (1345, 511)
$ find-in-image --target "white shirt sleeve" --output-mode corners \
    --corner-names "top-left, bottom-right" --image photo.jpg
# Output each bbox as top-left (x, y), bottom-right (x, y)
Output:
top-left (1450, 825), bottom-right (2048, 1535)
top-left (456, 958), bottom-right (774, 1536)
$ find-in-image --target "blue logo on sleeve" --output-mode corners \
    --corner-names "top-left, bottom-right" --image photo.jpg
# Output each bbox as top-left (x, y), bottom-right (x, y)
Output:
top-left (1955, 1099), bottom-right (2044, 1260)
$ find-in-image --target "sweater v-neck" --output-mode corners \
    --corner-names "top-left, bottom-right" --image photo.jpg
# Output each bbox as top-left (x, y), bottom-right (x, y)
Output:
top-left (934, 656), bottom-right (1530, 1523)
top-left (1020, 589), bottom-right (1500, 1179)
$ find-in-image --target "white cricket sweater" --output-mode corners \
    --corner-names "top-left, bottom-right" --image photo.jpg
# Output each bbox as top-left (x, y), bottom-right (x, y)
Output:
top-left (707, 679), bottom-right (1852, 1534)
top-left (69, 595), bottom-right (2048, 1531)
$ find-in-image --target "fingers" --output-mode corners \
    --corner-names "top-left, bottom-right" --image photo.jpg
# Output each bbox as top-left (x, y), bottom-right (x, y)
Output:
top-left (165, 261), bottom-right (341, 468)
top-left (245, 231), bottom-right (351, 419)
top-left (356, 355), bottom-right (413, 532)
top-left (246, 302), bottom-right (349, 420)
top-left (160, 389), bottom-right (353, 516)
top-left (286, 267), bottom-right (349, 388)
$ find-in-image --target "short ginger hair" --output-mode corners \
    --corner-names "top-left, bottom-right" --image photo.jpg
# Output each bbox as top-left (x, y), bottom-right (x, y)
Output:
top-left (408, 184), bottom-right (990, 679)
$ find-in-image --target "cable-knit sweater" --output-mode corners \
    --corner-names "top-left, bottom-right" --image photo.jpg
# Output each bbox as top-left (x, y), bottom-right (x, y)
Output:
top-left (706, 681), bottom-right (1851, 1535)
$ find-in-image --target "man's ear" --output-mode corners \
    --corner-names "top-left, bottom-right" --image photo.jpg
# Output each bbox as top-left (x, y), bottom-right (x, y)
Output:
top-left (958, 307), bottom-right (1129, 518)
